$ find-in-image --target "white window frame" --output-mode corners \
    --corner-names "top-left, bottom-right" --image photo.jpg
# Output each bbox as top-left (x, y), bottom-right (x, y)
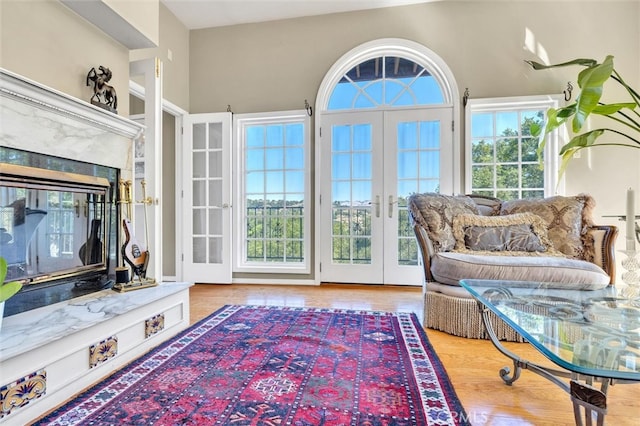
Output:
top-left (465, 95), bottom-right (565, 197)
top-left (233, 110), bottom-right (311, 274)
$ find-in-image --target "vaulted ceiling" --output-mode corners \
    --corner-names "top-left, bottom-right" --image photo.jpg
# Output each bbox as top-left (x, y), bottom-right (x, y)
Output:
top-left (161, 0), bottom-right (441, 30)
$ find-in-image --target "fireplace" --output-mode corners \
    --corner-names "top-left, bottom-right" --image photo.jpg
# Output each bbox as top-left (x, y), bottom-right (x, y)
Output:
top-left (0, 68), bottom-right (194, 426)
top-left (0, 67), bottom-right (142, 318)
top-left (1, 148), bottom-right (121, 315)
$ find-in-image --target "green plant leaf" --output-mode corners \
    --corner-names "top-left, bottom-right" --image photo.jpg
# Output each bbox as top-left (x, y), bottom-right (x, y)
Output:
top-left (0, 257), bottom-right (6, 285)
top-left (612, 69), bottom-right (640, 106)
top-left (529, 122), bottom-right (541, 137)
top-left (525, 58), bottom-right (597, 70)
top-left (591, 103), bottom-right (637, 115)
top-left (536, 105), bottom-right (575, 161)
top-left (527, 55), bottom-right (640, 176)
top-left (0, 281), bottom-right (22, 302)
top-left (546, 105), bottom-right (574, 131)
top-left (559, 129), bottom-right (605, 155)
top-left (573, 56), bottom-right (614, 132)
top-left (0, 257), bottom-right (23, 302)
top-left (558, 147), bottom-right (580, 178)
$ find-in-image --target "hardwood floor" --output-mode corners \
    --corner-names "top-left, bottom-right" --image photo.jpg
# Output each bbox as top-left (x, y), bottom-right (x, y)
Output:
top-left (190, 283), bottom-right (640, 426)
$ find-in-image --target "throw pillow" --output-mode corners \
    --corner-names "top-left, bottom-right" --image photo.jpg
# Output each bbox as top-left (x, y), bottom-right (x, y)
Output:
top-left (408, 193), bottom-right (479, 252)
top-left (452, 212), bottom-right (561, 256)
top-left (499, 194), bottom-right (595, 259)
top-left (467, 194), bottom-right (502, 216)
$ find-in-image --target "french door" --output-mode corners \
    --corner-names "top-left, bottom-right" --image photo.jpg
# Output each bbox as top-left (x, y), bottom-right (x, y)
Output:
top-left (180, 113), bottom-right (233, 283)
top-left (320, 108), bottom-right (452, 285)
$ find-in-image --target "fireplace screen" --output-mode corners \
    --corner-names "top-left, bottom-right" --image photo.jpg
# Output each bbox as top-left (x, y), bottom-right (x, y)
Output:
top-left (0, 163), bottom-right (111, 284)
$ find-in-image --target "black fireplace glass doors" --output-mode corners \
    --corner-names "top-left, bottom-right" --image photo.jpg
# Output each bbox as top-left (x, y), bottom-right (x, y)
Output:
top-left (0, 163), bottom-right (111, 284)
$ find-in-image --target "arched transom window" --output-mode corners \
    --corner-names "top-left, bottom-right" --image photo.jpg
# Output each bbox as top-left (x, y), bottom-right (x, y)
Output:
top-left (328, 56), bottom-right (445, 110)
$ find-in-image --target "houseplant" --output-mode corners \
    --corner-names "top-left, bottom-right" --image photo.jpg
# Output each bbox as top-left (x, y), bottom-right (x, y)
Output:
top-left (526, 55), bottom-right (639, 174)
top-left (0, 257), bottom-right (22, 328)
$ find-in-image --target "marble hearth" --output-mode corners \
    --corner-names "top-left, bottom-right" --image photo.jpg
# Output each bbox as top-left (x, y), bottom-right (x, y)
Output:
top-left (0, 282), bottom-right (192, 424)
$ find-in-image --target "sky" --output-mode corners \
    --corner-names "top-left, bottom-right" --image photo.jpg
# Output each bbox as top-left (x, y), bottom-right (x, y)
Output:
top-left (244, 72), bottom-right (446, 205)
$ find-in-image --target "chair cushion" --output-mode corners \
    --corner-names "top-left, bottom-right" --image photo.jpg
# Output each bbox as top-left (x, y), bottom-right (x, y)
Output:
top-left (408, 193), bottom-right (479, 252)
top-left (500, 194), bottom-right (595, 259)
top-left (430, 251), bottom-right (610, 290)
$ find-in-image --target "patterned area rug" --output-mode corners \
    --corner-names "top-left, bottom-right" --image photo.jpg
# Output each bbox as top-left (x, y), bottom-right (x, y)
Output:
top-left (35, 305), bottom-right (469, 425)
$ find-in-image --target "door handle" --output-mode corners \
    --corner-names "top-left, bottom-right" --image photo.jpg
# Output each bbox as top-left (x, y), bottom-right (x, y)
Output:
top-left (373, 195), bottom-right (380, 218)
top-left (388, 196), bottom-right (398, 218)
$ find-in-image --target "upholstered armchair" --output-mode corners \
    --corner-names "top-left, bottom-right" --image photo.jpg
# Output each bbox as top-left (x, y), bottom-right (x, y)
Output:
top-left (408, 193), bottom-right (618, 341)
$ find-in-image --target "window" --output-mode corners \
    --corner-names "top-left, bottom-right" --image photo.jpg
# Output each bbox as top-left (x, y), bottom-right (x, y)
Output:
top-left (234, 111), bottom-right (311, 273)
top-left (328, 56), bottom-right (444, 110)
top-left (465, 96), bottom-right (564, 199)
top-left (0, 189), bottom-right (25, 238)
top-left (46, 190), bottom-right (75, 258)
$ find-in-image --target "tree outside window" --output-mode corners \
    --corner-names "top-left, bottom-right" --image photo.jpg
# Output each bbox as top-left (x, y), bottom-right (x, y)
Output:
top-left (467, 96), bottom-right (562, 199)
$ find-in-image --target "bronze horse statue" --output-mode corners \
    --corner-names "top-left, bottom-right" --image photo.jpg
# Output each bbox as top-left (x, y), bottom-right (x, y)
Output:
top-left (86, 66), bottom-right (118, 110)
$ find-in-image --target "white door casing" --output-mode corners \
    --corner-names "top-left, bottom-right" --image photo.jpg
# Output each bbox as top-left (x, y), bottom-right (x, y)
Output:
top-left (129, 58), bottom-right (162, 282)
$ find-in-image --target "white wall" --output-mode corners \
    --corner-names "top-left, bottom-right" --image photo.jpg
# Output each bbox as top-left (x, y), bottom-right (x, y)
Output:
top-left (1, 0), bottom-right (131, 115)
top-left (130, 2), bottom-right (190, 111)
top-left (189, 1), bottom-right (639, 113)
top-left (0, 0), bottom-right (185, 115)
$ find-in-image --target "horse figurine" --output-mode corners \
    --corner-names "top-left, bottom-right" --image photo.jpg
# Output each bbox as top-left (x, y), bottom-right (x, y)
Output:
top-left (86, 66), bottom-right (118, 111)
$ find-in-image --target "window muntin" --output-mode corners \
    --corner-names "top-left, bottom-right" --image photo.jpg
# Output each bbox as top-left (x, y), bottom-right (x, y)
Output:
top-left (466, 96), bottom-right (562, 199)
top-left (328, 56), bottom-right (444, 110)
top-left (236, 112), bottom-right (310, 273)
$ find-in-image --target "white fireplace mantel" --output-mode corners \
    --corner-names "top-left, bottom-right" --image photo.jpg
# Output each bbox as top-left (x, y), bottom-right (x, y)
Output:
top-left (0, 67), bottom-right (144, 176)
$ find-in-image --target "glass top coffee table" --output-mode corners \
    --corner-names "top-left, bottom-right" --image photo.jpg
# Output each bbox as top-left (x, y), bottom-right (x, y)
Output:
top-left (460, 279), bottom-right (640, 426)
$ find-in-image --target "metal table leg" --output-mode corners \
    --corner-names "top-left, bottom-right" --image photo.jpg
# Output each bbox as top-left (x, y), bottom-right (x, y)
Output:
top-left (476, 302), bottom-right (610, 426)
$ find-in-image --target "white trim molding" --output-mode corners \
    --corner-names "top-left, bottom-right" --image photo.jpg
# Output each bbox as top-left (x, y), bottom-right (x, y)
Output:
top-left (1, 68), bottom-right (143, 140)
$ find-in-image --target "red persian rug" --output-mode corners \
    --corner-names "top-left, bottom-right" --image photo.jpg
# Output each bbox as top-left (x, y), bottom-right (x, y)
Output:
top-left (35, 305), bottom-right (470, 425)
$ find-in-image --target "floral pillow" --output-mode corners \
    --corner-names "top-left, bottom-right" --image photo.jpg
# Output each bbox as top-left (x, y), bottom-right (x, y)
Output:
top-left (500, 195), bottom-right (594, 259)
top-left (452, 213), bottom-right (561, 256)
top-left (408, 193), bottom-right (479, 252)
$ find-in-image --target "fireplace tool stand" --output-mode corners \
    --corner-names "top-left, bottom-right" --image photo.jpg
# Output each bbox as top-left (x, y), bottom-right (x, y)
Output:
top-left (113, 179), bottom-right (157, 292)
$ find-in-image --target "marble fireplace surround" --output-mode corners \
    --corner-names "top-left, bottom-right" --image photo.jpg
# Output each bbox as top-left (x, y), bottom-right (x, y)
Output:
top-left (0, 68), bottom-right (143, 310)
top-left (0, 68), bottom-right (141, 182)
top-left (0, 69), bottom-right (193, 424)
